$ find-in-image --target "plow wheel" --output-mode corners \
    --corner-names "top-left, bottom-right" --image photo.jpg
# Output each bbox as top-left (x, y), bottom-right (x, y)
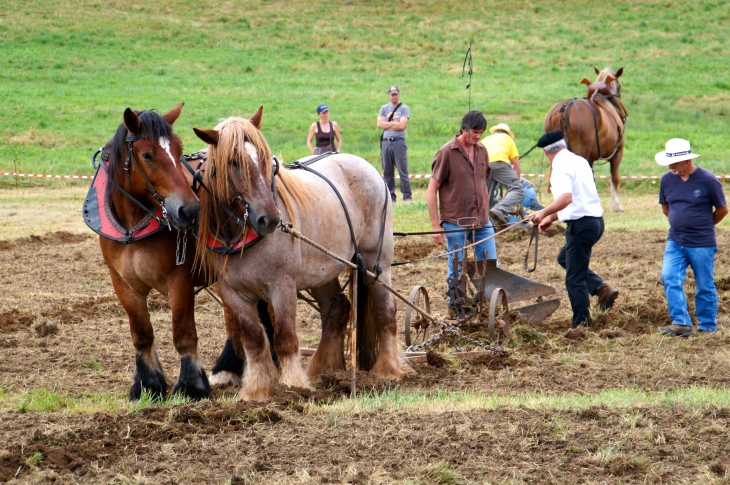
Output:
top-left (488, 288), bottom-right (511, 344)
top-left (404, 285), bottom-right (431, 347)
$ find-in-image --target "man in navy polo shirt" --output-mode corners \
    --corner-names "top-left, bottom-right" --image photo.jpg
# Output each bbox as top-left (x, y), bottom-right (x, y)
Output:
top-left (655, 138), bottom-right (727, 336)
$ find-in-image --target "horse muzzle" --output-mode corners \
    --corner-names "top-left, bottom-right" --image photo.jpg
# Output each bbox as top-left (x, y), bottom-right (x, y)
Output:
top-left (249, 208), bottom-right (280, 236)
top-left (165, 197), bottom-right (200, 232)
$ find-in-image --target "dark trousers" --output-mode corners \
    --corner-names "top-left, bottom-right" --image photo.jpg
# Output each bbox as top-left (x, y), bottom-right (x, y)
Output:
top-left (381, 138), bottom-right (411, 201)
top-left (557, 216), bottom-right (605, 328)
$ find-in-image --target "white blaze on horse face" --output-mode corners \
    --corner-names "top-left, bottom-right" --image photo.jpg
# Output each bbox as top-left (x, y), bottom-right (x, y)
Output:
top-left (159, 137), bottom-right (176, 167)
top-left (244, 141), bottom-right (259, 165)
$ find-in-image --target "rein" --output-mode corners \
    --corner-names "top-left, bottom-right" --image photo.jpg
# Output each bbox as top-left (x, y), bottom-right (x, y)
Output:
top-left (561, 96), bottom-right (625, 165)
top-left (287, 155), bottom-right (390, 282)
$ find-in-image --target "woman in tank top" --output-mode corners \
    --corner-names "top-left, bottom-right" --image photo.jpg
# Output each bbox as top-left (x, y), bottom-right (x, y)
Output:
top-left (306, 104), bottom-right (342, 155)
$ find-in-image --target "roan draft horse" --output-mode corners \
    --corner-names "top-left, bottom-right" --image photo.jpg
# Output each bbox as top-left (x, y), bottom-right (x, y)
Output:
top-left (193, 108), bottom-right (413, 401)
top-left (85, 104), bottom-right (214, 400)
top-left (544, 67), bottom-right (627, 212)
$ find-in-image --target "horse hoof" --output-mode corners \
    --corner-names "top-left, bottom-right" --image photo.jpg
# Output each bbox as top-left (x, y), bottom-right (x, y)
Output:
top-left (170, 355), bottom-right (211, 400)
top-left (209, 370), bottom-right (242, 387)
top-left (237, 387), bottom-right (270, 402)
top-left (172, 380), bottom-right (211, 401)
top-left (129, 378), bottom-right (167, 401)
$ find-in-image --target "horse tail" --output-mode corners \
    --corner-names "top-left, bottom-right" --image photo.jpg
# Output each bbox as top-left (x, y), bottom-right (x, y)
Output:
top-left (355, 269), bottom-right (378, 371)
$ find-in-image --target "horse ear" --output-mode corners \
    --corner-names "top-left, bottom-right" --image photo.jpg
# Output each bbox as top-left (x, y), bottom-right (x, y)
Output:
top-left (123, 108), bottom-right (142, 135)
top-left (580, 78), bottom-right (591, 85)
top-left (594, 66), bottom-right (600, 75)
top-left (162, 102), bottom-right (185, 126)
top-left (193, 128), bottom-right (219, 146)
top-left (605, 75), bottom-right (615, 83)
top-left (615, 67), bottom-right (623, 78)
top-left (250, 105), bottom-right (263, 129)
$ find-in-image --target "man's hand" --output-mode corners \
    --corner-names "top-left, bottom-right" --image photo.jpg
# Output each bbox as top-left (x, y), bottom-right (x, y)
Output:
top-left (530, 209), bottom-right (546, 225)
top-left (432, 231), bottom-right (445, 246)
top-left (538, 218), bottom-right (553, 235)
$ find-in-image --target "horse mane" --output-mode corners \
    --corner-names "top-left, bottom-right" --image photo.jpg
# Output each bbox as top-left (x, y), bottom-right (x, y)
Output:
top-left (595, 67), bottom-right (622, 97)
top-left (105, 110), bottom-right (177, 204)
top-left (195, 117), bottom-right (315, 282)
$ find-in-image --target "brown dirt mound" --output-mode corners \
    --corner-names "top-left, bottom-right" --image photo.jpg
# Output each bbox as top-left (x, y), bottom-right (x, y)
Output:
top-left (26, 231), bottom-right (91, 245)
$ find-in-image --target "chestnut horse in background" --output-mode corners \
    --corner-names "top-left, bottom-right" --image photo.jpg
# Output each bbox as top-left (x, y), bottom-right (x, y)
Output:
top-left (544, 67), bottom-right (627, 212)
top-left (193, 108), bottom-right (413, 401)
top-left (88, 104), bottom-right (217, 400)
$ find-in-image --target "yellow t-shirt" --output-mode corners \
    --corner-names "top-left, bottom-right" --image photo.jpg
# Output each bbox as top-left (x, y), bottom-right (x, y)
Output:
top-left (481, 132), bottom-right (519, 164)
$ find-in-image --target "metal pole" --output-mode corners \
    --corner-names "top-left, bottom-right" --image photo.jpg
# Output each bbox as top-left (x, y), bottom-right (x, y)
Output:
top-left (14, 159), bottom-right (18, 188)
top-left (349, 269), bottom-right (358, 396)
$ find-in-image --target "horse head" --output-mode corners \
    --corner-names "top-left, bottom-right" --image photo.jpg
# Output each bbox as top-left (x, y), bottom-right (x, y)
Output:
top-left (193, 106), bottom-right (280, 238)
top-left (594, 66), bottom-right (623, 98)
top-left (581, 76), bottom-right (617, 101)
top-left (107, 103), bottom-right (200, 232)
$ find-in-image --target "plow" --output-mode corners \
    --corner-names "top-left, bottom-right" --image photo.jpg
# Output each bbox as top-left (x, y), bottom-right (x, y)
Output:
top-left (403, 234), bottom-right (560, 357)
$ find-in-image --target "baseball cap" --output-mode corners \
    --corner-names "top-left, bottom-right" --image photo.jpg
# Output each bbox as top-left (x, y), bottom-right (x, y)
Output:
top-left (387, 86), bottom-right (400, 94)
top-left (316, 104), bottom-right (328, 114)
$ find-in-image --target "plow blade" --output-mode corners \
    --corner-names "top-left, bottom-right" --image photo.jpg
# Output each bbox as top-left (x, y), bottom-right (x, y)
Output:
top-left (512, 299), bottom-right (561, 324)
top-left (480, 260), bottom-right (557, 302)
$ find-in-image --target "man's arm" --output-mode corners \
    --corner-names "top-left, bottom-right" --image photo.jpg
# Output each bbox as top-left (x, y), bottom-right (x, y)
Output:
top-left (530, 192), bottom-right (573, 234)
top-left (662, 203), bottom-right (669, 217)
top-left (714, 205), bottom-right (728, 225)
top-left (377, 116), bottom-right (408, 131)
top-left (511, 156), bottom-right (521, 179)
top-left (426, 178), bottom-right (444, 245)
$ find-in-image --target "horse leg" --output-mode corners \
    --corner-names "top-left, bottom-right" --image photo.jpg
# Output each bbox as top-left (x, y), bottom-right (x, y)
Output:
top-left (168, 280), bottom-right (210, 400)
top-left (271, 288), bottom-right (314, 390)
top-left (210, 299), bottom-right (278, 387)
top-left (108, 268), bottom-right (167, 400)
top-left (218, 283), bottom-right (278, 402)
top-left (209, 294), bottom-right (245, 387)
top-left (609, 154), bottom-right (625, 212)
top-left (307, 278), bottom-right (350, 379)
top-left (367, 273), bottom-right (415, 379)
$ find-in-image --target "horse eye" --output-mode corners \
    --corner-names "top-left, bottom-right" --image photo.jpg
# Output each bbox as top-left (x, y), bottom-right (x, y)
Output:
top-left (142, 153), bottom-right (154, 162)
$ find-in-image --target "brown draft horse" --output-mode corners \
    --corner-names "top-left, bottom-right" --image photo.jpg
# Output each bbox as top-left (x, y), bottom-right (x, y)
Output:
top-left (193, 108), bottom-right (413, 401)
top-left (93, 104), bottom-right (216, 400)
top-left (544, 67), bottom-right (627, 212)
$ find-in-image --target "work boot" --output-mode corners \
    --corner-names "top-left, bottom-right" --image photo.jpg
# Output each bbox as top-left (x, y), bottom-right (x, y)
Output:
top-left (658, 324), bottom-right (693, 337)
top-left (489, 209), bottom-right (508, 229)
top-left (595, 283), bottom-right (619, 312)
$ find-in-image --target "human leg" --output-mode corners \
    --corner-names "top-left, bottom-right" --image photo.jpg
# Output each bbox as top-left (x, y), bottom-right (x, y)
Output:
top-left (490, 162), bottom-right (524, 218)
top-left (472, 224), bottom-right (497, 261)
top-left (685, 246), bottom-right (718, 332)
top-left (563, 217), bottom-right (603, 328)
top-left (660, 240), bottom-right (692, 327)
top-left (381, 141), bottom-right (396, 202)
top-left (443, 222), bottom-right (467, 283)
top-left (392, 139), bottom-right (412, 201)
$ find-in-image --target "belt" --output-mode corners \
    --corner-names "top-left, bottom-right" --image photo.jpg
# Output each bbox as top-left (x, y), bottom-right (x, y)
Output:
top-left (383, 137), bottom-right (405, 142)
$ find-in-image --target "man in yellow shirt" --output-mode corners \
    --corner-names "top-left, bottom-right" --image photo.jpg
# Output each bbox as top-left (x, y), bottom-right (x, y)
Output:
top-left (482, 123), bottom-right (524, 228)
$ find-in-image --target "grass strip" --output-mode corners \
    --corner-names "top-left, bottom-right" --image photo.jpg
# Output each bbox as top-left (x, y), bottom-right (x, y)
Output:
top-left (2, 385), bottom-right (728, 416)
top-left (315, 385), bottom-right (730, 415)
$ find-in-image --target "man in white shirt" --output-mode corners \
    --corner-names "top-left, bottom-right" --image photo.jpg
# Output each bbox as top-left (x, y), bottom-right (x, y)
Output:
top-left (530, 131), bottom-right (618, 328)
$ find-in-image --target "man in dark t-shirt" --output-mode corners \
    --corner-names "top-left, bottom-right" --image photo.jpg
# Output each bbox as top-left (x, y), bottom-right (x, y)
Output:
top-left (654, 138), bottom-right (728, 336)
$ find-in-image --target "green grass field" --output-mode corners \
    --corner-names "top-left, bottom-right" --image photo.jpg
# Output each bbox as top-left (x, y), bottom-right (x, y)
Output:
top-left (1, 0), bottom-right (730, 181)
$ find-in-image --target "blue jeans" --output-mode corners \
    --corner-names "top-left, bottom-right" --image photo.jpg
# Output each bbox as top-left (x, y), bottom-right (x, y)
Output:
top-left (443, 222), bottom-right (497, 284)
top-left (661, 241), bottom-right (718, 331)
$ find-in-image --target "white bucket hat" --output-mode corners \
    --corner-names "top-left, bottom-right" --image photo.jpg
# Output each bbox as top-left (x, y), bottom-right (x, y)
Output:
top-left (655, 138), bottom-right (700, 166)
top-left (489, 123), bottom-right (515, 139)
